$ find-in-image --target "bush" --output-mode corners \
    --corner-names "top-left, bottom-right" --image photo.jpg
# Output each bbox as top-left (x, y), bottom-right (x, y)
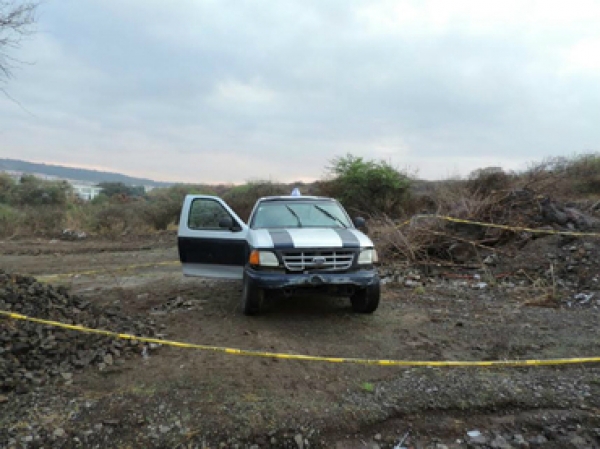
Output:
top-left (0, 174), bottom-right (15, 204)
top-left (0, 203), bottom-right (21, 237)
top-left (142, 185), bottom-right (216, 230)
top-left (91, 203), bottom-right (149, 235)
top-left (520, 153), bottom-right (600, 199)
top-left (97, 182), bottom-right (145, 199)
top-left (561, 153), bottom-right (600, 195)
top-left (20, 206), bottom-right (67, 236)
top-left (324, 154), bottom-right (411, 217)
top-left (9, 175), bottom-right (72, 207)
top-left (222, 181), bottom-right (289, 221)
top-left (467, 167), bottom-right (513, 195)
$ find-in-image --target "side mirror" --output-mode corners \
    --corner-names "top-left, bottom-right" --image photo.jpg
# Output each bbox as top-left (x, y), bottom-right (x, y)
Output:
top-left (353, 217), bottom-right (366, 229)
top-left (218, 217), bottom-right (234, 229)
top-left (219, 217), bottom-right (243, 232)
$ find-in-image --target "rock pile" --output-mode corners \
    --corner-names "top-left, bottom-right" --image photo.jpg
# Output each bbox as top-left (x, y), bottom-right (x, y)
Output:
top-left (0, 270), bottom-right (158, 393)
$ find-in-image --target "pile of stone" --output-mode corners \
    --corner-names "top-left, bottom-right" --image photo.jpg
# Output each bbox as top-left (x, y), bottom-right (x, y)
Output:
top-left (0, 270), bottom-right (158, 393)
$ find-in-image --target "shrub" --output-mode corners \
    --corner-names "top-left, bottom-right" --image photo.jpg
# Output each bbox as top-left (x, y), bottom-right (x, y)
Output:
top-left (324, 154), bottom-right (411, 217)
top-left (20, 206), bottom-right (67, 236)
top-left (142, 185), bottom-right (216, 229)
top-left (91, 203), bottom-right (149, 235)
top-left (466, 167), bottom-right (513, 195)
top-left (562, 153), bottom-right (600, 195)
top-left (0, 203), bottom-right (21, 237)
top-left (520, 153), bottom-right (600, 199)
top-left (222, 181), bottom-right (289, 221)
top-left (97, 182), bottom-right (145, 199)
top-left (138, 200), bottom-right (181, 231)
top-left (0, 174), bottom-right (15, 203)
top-left (9, 175), bottom-right (72, 206)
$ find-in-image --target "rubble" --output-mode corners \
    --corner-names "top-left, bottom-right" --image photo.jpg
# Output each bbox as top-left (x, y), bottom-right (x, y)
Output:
top-left (61, 228), bottom-right (87, 240)
top-left (0, 270), bottom-right (159, 393)
top-left (377, 188), bottom-right (600, 269)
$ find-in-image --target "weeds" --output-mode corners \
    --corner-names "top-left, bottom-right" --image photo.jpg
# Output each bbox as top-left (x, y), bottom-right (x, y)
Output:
top-left (360, 382), bottom-right (375, 393)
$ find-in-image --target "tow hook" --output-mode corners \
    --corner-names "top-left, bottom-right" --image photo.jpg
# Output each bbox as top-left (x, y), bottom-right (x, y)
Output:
top-left (310, 275), bottom-right (324, 286)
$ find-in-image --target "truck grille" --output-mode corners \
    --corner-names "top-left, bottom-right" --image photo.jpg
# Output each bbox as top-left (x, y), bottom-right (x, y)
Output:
top-left (281, 250), bottom-right (355, 272)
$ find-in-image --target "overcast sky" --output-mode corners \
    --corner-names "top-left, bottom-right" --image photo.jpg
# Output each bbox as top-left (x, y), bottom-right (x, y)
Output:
top-left (1, 0), bottom-right (599, 183)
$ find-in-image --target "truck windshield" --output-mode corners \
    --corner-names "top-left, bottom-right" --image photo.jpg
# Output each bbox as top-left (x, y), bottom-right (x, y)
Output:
top-left (251, 201), bottom-right (352, 229)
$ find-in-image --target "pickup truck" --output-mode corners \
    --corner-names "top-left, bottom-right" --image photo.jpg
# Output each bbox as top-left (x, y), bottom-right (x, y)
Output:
top-left (177, 192), bottom-right (380, 315)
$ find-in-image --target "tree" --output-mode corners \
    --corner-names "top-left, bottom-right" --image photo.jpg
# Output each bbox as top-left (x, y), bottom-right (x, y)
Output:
top-left (324, 154), bottom-right (411, 217)
top-left (1, 1), bottom-right (38, 83)
top-left (11, 174), bottom-right (72, 206)
top-left (97, 182), bottom-right (145, 199)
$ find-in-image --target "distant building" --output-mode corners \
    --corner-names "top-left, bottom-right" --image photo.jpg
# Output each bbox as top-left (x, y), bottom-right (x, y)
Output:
top-left (71, 184), bottom-right (103, 201)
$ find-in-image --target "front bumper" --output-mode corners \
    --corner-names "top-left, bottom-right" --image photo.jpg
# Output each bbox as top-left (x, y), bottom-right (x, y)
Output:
top-left (245, 267), bottom-right (379, 290)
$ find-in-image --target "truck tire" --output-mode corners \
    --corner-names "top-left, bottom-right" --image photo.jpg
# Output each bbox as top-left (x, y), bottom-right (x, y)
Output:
top-left (241, 274), bottom-right (263, 316)
top-left (350, 282), bottom-right (380, 313)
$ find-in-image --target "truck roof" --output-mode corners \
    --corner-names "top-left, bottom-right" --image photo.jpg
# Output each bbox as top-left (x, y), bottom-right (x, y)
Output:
top-left (257, 196), bottom-right (335, 202)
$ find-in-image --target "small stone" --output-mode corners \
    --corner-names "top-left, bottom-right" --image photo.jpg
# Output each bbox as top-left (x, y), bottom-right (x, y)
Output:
top-left (294, 433), bottom-right (304, 449)
top-left (374, 433), bottom-right (382, 441)
top-left (60, 372), bottom-right (73, 381)
top-left (435, 445), bottom-right (449, 449)
top-left (53, 428), bottom-right (66, 438)
top-left (569, 435), bottom-right (588, 447)
top-left (467, 434), bottom-right (489, 447)
top-left (0, 395), bottom-right (8, 403)
top-left (103, 354), bottom-right (113, 365)
top-left (512, 434), bottom-right (528, 447)
top-left (483, 255), bottom-right (498, 265)
top-left (529, 435), bottom-right (548, 446)
top-left (404, 279), bottom-right (423, 288)
top-left (490, 435), bottom-right (513, 449)
top-left (159, 425), bottom-right (171, 434)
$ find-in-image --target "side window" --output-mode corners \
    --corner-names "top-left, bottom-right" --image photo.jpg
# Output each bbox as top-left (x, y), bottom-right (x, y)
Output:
top-left (188, 199), bottom-right (233, 230)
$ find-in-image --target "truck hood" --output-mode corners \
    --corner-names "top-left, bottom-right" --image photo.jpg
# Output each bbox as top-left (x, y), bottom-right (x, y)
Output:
top-left (250, 228), bottom-right (373, 249)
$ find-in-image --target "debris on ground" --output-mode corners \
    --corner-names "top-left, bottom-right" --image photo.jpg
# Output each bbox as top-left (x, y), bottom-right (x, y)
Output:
top-left (0, 270), bottom-right (159, 394)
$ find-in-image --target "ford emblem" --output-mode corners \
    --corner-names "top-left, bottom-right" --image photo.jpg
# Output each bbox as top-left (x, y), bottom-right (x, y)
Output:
top-left (312, 256), bottom-right (326, 267)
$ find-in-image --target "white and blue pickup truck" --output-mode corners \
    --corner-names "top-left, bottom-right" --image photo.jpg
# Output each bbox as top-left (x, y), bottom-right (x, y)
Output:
top-left (177, 192), bottom-right (380, 315)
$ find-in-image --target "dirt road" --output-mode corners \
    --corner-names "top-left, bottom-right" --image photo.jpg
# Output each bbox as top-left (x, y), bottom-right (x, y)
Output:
top-left (1, 234), bottom-right (600, 448)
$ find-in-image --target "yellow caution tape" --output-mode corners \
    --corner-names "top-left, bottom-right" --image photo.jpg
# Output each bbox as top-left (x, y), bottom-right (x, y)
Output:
top-left (404, 215), bottom-right (600, 237)
top-left (34, 216), bottom-right (598, 281)
top-left (2, 310), bottom-right (600, 367)
top-left (37, 261), bottom-right (179, 281)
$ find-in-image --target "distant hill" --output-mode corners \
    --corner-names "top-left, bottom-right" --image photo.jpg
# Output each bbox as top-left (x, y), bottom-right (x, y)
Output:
top-left (0, 159), bottom-right (172, 187)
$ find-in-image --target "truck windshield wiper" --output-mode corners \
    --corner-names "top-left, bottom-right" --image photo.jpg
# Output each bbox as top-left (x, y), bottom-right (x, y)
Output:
top-left (313, 204), bottom-right (347, 228)
top-left (285, 205), bottom-right (302, 227)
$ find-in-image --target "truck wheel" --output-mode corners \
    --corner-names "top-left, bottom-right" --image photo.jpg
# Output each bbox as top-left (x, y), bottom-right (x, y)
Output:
top-left (242, 275), bottom-right (263, 316)
top-left (350, 282), bottom-right (380, 313)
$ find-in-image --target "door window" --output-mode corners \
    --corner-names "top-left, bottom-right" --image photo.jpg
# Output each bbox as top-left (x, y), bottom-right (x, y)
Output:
top-left (188, 198), bottom-right (234, 230)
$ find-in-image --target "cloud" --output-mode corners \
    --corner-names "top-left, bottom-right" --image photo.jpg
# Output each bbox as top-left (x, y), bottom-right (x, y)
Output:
top-left (0, 0), bottom-right (599, 183)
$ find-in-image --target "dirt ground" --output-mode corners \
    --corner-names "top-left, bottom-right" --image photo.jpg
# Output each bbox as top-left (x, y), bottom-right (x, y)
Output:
top-left (2, 233), bottom-right (600, 448)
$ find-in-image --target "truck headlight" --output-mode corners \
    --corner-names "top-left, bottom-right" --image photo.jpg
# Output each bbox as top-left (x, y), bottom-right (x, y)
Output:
top-left (249, 250), bottom-right (279, 267)
top-left (357, 248), bottom-right (378, 265)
